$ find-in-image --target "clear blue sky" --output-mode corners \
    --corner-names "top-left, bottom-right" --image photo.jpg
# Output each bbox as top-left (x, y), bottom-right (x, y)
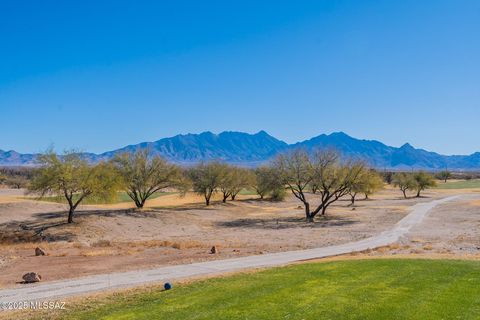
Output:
top-left (0, 0), bottom-right (479, 155)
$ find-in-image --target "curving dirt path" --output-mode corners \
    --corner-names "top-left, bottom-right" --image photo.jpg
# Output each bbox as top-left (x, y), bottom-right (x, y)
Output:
top-left (0, 195), bottom-right (462, 305)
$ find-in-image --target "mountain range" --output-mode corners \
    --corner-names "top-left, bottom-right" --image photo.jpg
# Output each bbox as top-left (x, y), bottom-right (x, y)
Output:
top-left (1, 131), bottom-right (480, 170)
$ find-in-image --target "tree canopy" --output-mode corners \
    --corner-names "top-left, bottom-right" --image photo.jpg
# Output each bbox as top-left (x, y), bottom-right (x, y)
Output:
top-left (188, 162), bottom-right (226, 206)
top-left (273, 149), bottom-right (364, 221)
top-left (29, 151), bottom-right (120, 223)
top-left (113, 150), bottom-right (188, 208)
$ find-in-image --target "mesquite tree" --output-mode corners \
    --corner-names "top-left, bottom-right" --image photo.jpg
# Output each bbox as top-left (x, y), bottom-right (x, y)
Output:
top-left (29, 151), bottom-right (120, 223)
top-left (220, 166), bottom-right (255, 202)
top-left (413, 171), bottom-right (437, 197)
top-left (188, 162), bottom-right (226, 205)
top-left (392, 172), bottom-right (416, 198)
top-left (273, 149), bottom-right (364, 222)
top-left (113, 150), bottom-right (187, 209)
top-left (253, 166), bottom-right (285, 200)
top-left (348, 169), bottom-right (384, 205)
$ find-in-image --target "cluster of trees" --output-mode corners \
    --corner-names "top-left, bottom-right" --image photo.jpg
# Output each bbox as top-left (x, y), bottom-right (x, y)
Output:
top-left (187, 162), bottom-right (255, 205)
top-left (28, 150), bottom-right (284, 224)
top-left (0, 167), bottom-right (33, 189)
top-left (25, 148), bottom-right (449, 224)
top-left (271, 150), bottom-right (383, 221)
top-left (392, 171), bottom-right (437, 198)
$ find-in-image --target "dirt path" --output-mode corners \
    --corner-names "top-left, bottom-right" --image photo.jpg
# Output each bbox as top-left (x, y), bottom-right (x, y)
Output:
top-left (0, 195), bottom-right (462, 305)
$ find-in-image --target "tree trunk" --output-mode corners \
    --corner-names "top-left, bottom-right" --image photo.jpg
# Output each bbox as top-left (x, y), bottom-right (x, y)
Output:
top-left (416, 190), bottom-right (421, 197)
top-left (205, 190), bottom-right (213, 206)
top-left (304, 202), bottom-right (312, 222)
top-left (402, 189), bottom-right (407, 199)
top-left (321, 206), bottom-right (328, 216)
top-left (222, 194), bottom-right (228, 203)
top-left (350, 194), bottom-right (356, 206)
top-left (67, 207), bottom-right (74, 224)
top-left (134, 199), bottom-right (144, 208)
top-left (231, 194), bottom-right (236, 201)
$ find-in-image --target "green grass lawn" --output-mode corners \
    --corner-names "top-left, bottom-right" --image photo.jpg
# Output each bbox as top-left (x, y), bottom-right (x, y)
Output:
top-left (238, 187), bottom-right (258, 196)
top-left (38, 259), bottom-right (480, 320)
top-left (33, 191), bottom-right (175, 205)
top-left (435, 179), bottom-right (480, 189)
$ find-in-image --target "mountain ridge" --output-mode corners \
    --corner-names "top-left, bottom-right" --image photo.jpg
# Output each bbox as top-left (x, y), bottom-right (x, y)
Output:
top-left (1, 131), bottom-right (479, 170)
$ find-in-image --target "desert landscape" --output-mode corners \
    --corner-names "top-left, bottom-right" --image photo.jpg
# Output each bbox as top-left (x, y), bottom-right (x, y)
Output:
top-left (2, 1), bottom-right (479, 318)
top-left (1, 183), bottom-right (479, 290)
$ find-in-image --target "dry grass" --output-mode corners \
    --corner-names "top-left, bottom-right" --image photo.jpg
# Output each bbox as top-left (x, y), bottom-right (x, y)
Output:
top-left (91, 240), bottom-right (112, 248)
top-left (423, 244), bottom-right (434, 251)
top-left (0, 230), bottom-right (41, 245)
top-left (0, 240), bottom-right (65, 251)
top-left (125, 239), bottom-right (205, 250)
top-left (388, 243), bottom-right (401, 250)
top-left (410, 238), bottom-right (426, 244)
top-left (80, 249), bottom-right (118, 257)
top-left (410, 248), bottom-right (424, 254)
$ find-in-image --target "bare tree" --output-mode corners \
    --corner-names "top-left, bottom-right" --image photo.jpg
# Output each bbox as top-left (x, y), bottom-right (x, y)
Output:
top-left (274, 149), bottom-right (364, 222)
top-left (5, 175), bottom-right (29, 189)
top-left (436, 170), bottom-right (452, 183)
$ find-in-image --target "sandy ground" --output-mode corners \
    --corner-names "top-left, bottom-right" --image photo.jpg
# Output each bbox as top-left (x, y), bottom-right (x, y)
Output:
top-left (394, 195), bottom-right (480, 255)
top-left (0, 187), bottom-right (478, 288)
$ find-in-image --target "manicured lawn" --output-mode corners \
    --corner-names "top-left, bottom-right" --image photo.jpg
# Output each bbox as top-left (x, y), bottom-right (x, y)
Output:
top-left (40, 259), bottom-right (480, 319)
top-left (435, 179), bottom-right (480, 189)
top-left (33, 191), bottom-right (175, 205)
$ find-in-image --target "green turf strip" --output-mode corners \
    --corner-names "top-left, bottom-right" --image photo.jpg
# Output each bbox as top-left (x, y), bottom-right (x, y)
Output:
top-left (36, 259), bottom-right (480, 320)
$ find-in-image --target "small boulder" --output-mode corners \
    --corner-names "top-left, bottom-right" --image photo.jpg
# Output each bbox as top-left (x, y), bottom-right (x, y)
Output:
top-left (35, 247), bottom-right (46, 256)
top-left (22, 272), bottom-right (42, 283)
top-left (210, 246), bottom-right (218, 254)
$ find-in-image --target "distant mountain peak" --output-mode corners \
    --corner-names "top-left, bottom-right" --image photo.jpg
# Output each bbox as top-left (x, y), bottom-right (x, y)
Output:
top-left (255, 130), bottom-right (270, 136)
top-left (2, 131), bottom-right (480, 170)
top-left (329, 131), bottom-right (350, 137)
top-left (400, 143), bottom-right (414, 149)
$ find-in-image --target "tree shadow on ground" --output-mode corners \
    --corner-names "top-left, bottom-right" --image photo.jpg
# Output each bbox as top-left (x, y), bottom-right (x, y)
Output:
top-left (150, 202), bottom-right (227, 212)
top-left (216, 215), bottom-right (358, 230)
top-left (0, 208), bottom-right (163, 244)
